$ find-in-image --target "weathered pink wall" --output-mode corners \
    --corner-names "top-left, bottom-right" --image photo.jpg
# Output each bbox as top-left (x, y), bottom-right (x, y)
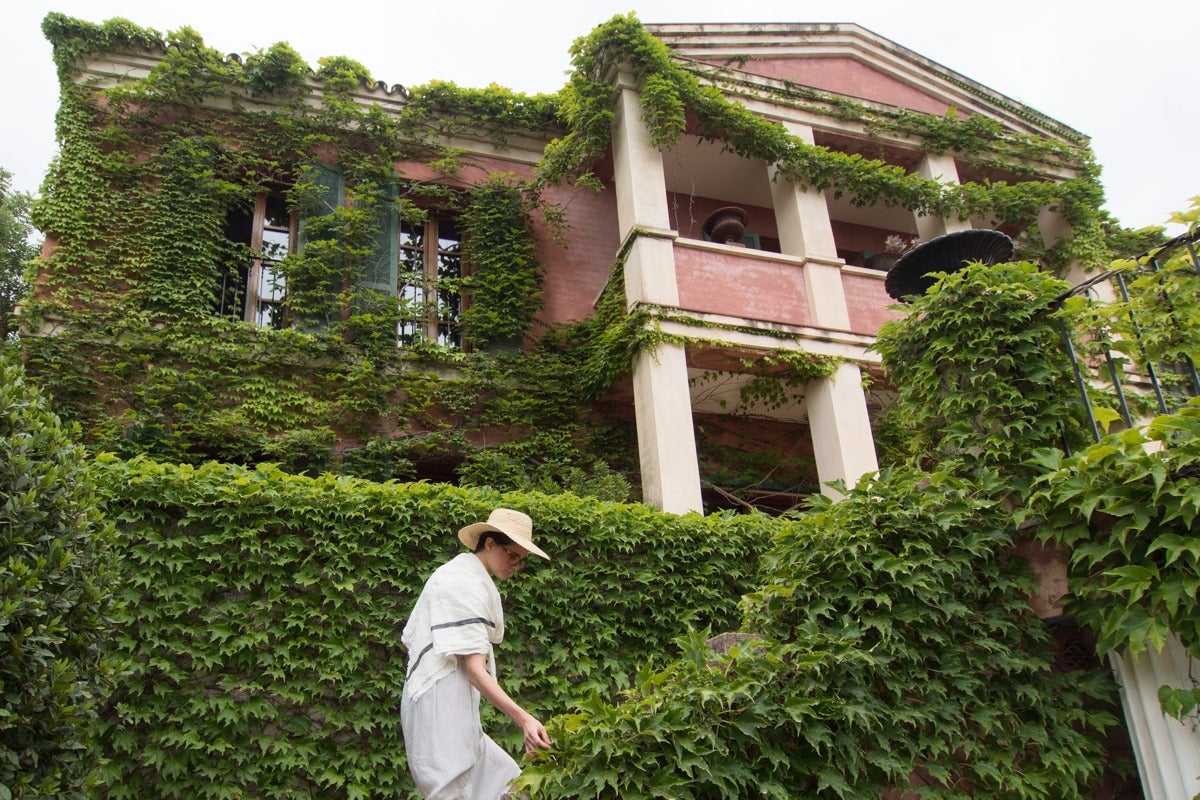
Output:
top-left (534, 184), bottom-right (621, 327)
top-left (843, 270), bottom-right (905, 335)
top-left (704, 56), bottom-right (953, 116)
top-left (674, 244), bottom-right (813, 327)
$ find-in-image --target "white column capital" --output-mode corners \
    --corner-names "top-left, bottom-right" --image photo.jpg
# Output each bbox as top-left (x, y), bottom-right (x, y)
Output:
top-left (1037, 205), bottom-right (1107, 295)
top-left (779, 120), bottom-right (817, 145)
top-left (612, 85), bottom-right (671, 239)
top-left (914, 152), bottom-right (971, 240)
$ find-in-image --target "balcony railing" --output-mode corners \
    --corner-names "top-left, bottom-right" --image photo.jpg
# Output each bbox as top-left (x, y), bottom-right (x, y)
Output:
top-left (1054, 228), bottom-right (1200, 444)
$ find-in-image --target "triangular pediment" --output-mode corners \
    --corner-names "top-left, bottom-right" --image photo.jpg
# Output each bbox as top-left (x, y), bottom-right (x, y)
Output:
top-left (646, 23), bottom-right (1083, 145)
top-left (720, 54), bottom-right (954, 117)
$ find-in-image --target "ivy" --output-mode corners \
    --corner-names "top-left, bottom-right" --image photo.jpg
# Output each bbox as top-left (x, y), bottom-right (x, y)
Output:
top-left (458, 178), bottom-right (545, 347)
top-left (242, 43), bottom-right (311, 99)
top-left (27, 13), bottom-right (628, 495)
top-left (544, 14), bottom-right (1109, 271)
top-left (41, 13), bottom-right (165, 83)
top-left (402, 81), bottom-right (561, 144)
top-left (87, 456), bottom-right (766, 798)
top-left (873, 260), bottom-right (1089, 476)
top-left (1023, 404), bottom-right (1200, 715)
top-left (520, 469), bottom-right (1120, 798)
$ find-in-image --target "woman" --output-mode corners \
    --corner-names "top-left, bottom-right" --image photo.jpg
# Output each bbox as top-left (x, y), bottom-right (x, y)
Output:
top-left (401, 508), bottom-right (552, 800)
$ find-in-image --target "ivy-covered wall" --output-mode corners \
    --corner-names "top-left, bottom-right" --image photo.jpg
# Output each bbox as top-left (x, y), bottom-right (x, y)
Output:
top-left (520, 468), bottom-right (1127, 799)
top-left (24, 11), bottom-right (1150, 504)
top-left (16, 10), bottom-right (1196, 799)
top-left (25, 12), bottom-right (643, 501)
top-left (88, 456), bottom-right (768, 798)
top-left (515, 248), bottom-right (1151, 800)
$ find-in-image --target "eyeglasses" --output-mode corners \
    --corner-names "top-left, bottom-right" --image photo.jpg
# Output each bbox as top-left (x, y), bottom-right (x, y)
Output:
top-left (501, 545), bottom-right (529, 567)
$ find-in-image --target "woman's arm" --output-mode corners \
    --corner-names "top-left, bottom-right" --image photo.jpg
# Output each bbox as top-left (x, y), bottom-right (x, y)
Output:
top-left (461, 652), bottom-right (552, 755)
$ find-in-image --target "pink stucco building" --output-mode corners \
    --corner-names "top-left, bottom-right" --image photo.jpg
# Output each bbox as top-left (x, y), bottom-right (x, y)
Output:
top-left (44, 14), bottom-right (1200, 797)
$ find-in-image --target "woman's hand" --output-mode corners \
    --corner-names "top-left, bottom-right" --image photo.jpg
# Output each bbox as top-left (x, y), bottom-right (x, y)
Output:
top-left (519, 715), bottom-right (552, 755)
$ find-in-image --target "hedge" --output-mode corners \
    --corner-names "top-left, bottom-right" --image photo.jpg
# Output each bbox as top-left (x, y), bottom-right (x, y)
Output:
top-left (88, 456), bottom-right (769, 798)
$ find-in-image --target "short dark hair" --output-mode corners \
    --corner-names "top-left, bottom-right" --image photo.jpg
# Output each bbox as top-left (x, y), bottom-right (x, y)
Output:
top-left (474, 531), bottom-right (513, 553)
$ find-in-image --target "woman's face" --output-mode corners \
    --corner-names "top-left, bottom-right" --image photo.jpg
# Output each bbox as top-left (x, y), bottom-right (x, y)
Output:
top-left (481, 538), bottom-right (530, 580)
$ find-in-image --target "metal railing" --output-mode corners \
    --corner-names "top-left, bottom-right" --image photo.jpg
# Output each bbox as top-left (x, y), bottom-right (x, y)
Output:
top-left (1054, 228), bottom-right (1200, 445)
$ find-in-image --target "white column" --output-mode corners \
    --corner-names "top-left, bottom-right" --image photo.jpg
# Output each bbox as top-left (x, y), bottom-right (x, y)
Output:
top-left (914, 153), bottom-right (972, 241)
top-left (611, 69), bottom-right (703, 514)
top-left (1109, 636), bottom-right (1200, 799)
top-left (1038, 206), bottom-right (1113, 299)
top-left (805, 362), bottom-right (879, 499)
top-left (770, 122), bottom-right (850, 331)
top-left (631, 346), bottom-right (704, 513)
top-left (611, 74), bottom-right (671, 242)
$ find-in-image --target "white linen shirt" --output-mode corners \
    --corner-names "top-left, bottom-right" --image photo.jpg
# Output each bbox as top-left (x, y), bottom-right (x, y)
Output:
top-left (402, 552), bottom-right (505, 701)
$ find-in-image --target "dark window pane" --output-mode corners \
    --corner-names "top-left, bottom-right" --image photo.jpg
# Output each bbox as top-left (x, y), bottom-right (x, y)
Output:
top-left (265, 194), bottom-right (290, 228)
top-left (256, 300), bottom-right (284, 329)
top-left (215, 261), bottom-right (249, 318)
top-left (437, 215), bottom-right (461, 250)
top-left (400, 221), bottom-right (425, 249)
top-left (218, 202), bottom-right (254, 317)
top-left (225, 204), bottom-right (254, 246)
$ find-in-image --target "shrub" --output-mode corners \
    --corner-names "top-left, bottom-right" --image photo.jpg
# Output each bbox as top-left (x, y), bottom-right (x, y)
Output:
top-left (0, 346), bottom-right (114, 799)
top-left (519, 468), bottom-right (1120, 798)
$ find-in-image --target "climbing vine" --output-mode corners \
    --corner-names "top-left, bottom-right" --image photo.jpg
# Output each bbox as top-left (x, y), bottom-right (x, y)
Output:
top-left (1025, 403), bottom-right (1200, 724)
top-left (27, 12), bottom-right (638, 497)
top-left (519, 468), bottom-right (1123, 799)
top-left (872, 260), bottom-right (1090, 476)
top-left (87, 456), bottom-right (768, 799)
top-left (543, 14), bottom-right (1111, 273)
top-left (24, 11), bottom-right (1144, 505)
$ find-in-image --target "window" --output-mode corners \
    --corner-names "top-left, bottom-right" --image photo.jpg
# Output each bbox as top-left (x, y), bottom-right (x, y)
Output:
top-left (217, 168), bottom-right (471, 347)
top-left (218, 192), bottom-right (293, 328)
top-left (397, 213), bottom-right (465, 347)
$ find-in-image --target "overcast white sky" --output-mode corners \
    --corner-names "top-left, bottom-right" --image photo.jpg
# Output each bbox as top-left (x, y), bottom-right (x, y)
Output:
top-left (2, 0), bottom-right (1196, 233)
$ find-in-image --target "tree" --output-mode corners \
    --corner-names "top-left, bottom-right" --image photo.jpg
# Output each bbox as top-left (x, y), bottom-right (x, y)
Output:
top-left (0, 347), bottom-right (114, 798)
top-left (0, 168), bottom-right (38, 336)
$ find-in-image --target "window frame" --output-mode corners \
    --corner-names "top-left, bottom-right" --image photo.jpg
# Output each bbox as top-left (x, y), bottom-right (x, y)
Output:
top-left (396, 210), bottom-right (469, 348)
top-left (218, 190), bottom-right (295, 329)
top-left (246, 192), bottom-right (295, 328)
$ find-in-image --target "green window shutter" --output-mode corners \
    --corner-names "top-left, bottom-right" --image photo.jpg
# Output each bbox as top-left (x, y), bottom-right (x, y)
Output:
top-left (360, 182), bottom-right (398, 295)
top-left (297, 163), bottom-right (345, 252)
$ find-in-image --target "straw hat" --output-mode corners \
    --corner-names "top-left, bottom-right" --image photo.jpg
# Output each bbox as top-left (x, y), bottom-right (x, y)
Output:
top-left (458, 508), bottom-right (550, 560)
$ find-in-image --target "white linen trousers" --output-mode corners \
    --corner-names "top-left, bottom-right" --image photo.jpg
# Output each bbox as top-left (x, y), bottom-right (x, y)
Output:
top-left (401, 658), bottom-right (520, 799)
